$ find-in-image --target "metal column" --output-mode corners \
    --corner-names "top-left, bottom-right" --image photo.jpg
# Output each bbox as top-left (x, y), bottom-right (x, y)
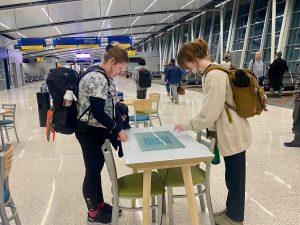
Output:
top-left (198, 13), bottom-right (206, 38)
top-left (227, 0), bottom-right (239, 52)
top-left (239, 0), bottom-right (255, 69)
top-left (208, 11), bottom-right (215, 48)
top-left (278, 0), bottom-right (295, 57)
top-left (191, 20), bottom-right (194, 41)
top-left (219, 6), bottom-right (225, 63)
top-left (260, 0), bottom-right (272, 55)
top-left (172, 30), bottom-right (175, 58)
top-left (271, 0), bottom-right (276, 62)
top-left (159, 36), bottom-right (162, 71)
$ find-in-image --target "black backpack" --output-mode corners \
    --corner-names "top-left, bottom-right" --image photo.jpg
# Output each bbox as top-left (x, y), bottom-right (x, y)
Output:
top-left (46, 66), bottom-right (109, 134)
top-left (138, 69), bottom-right (152, 88)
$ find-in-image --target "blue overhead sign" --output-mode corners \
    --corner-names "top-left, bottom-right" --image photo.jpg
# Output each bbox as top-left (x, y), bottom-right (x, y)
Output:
top-left (108, 36), bottom-right (132, 48)
top-left (53, 37), bottom-right (101, 49)
top-left (18, 38), bottom-right (46, 50)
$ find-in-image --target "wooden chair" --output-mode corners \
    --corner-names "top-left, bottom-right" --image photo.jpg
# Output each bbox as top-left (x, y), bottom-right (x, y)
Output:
top-left (0, 104), bottom-right (19, 143)
top-left (0, 144), bottom-right (21, 225)
top-left (129, 99), bottom-right (153, 128)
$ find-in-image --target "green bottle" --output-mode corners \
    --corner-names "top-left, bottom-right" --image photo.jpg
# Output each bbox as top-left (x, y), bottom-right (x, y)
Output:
top-left (212, 145), bottom-right (221, 165)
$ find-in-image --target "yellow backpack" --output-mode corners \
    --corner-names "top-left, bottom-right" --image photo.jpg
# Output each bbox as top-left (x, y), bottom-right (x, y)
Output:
top-left (204, 64), bottom-right (267, 122)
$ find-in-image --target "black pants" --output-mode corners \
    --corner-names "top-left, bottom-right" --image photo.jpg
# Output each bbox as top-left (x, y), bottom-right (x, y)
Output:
top-left (137, 89), bottom-right (147, 99)
top-left (75, 127), bottom-right (109, 211)
top-left (224, 151), bottom-right (246, 222)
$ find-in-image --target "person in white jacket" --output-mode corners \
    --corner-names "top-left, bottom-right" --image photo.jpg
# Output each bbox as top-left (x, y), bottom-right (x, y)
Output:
top-left (175, 38), bottom-right (252, 225)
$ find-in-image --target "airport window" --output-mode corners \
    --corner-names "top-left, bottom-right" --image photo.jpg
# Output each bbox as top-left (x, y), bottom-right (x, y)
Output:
top-left (223, 4), bottom-right (233, 51)
top-left (244, 0), bottom-right (268, 68)
top-left (263, 0), bottom-right (286, 65)
top-left (211, 14), bottom-right (220, 60)
top-left (233, 0), bottom-right (251, 51)
top-left (203, 13), bottom-right (212, 42)
top-left (285, 0), bottom-right (300, 72)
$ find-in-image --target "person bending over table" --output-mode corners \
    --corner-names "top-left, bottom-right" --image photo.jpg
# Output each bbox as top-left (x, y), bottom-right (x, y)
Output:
top-left (174, 38), bottom-right (252, 225)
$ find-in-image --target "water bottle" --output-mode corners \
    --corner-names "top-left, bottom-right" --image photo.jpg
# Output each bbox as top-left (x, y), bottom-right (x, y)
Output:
top-left (212, 145), bottom-right (221, 165)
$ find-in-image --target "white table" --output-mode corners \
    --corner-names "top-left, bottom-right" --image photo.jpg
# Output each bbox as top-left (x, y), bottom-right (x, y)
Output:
top-left (122, 125), bottom-right (214, 225)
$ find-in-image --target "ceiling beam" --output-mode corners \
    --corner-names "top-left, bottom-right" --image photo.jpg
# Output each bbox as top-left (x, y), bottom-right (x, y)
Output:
top-left (0, 9), bottom-right (201, 35)
top-left (0, 0), bottom-right (86, 11)
top-left (42, 22), bottom-right (179, 39)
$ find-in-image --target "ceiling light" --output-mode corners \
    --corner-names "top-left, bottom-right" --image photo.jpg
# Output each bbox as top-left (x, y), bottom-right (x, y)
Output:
top-left (101, 20), bottom-right (105, 29)
top-left (144, 0), bottom-right (157, 12)
top-left (155, 32), bottom-right (163, 38)
top-left (55, 26), bottom-right (61, 35)
top-left (181, 0), bottom-right (195, 9)
top-left (159, 14), bottom-right (174, 23)
top-left (42, 8), bottom-right (53, 23)
top-left (167, 24), bottom-right (180, 31)
top-left (136, 35), bottom-right (142, 39)
top-left (186, 12), bottom-right (205, 22)
top-left (17, 32), bottom-right (27, 38)
top-left (145, 26), bottom-right (155, 32)
top-left (106, 0), bottom-right (113, 16)
top-left (0, 22), bottom-right (10, 29)
top-left (131, 16), bottom-right (141, 26)
top-left (122, 28), bottom-right (128, 34)
top-left (215, 0), bottom-right (230, 8)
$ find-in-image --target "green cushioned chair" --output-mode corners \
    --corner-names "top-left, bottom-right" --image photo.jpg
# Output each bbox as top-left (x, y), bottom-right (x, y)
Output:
top-left (102, 140), bottom-right (165, 225)
top-left (157, 131), bottom-right (216, 225)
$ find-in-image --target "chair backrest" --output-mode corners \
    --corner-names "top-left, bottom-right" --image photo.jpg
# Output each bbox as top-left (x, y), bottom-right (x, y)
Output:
top-left (2, 104), bottom-right (16, 121)
top-left (133, 99), bottom-right (152, 115)
top-left (149, 93), bottom-right (160, 110)
top-left (101, 140), bottom-right (119, 197)
top-left (1, 144), bottom-right (14, 180)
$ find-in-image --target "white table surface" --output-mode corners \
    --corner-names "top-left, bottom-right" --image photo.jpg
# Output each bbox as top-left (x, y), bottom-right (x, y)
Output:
top-left (122, 125), bottom-right (214, 166)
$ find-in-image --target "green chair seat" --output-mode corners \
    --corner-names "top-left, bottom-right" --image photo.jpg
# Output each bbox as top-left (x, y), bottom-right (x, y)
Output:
top-left (136, 109), bottom-right (158, 114)
top-left (117, 172), bottom-right (165, 198)
top-left (157, 166), bottom-right (206, 187)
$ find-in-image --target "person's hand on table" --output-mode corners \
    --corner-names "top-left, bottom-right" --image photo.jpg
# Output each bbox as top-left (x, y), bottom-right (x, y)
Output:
top-left (118, 129), bottom-right (128, 141)
top-left (174, 124), bottom-right (184, 132)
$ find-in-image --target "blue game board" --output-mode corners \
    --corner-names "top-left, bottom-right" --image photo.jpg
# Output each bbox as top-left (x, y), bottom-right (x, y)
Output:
top-left (135, 131), bottom-right (185, 152)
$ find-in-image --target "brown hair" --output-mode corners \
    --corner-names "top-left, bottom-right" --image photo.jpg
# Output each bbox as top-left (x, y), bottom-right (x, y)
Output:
top-left (104, 44), bottom-right (129, 63)
top-left (177, 38), bottom-right (209, 69)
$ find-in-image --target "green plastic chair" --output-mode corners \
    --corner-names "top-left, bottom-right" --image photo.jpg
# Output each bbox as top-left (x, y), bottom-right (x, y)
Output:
top-left (157, 131), bottom-right (216, 225)
top-left (101, 140), bottom-right (165, 225)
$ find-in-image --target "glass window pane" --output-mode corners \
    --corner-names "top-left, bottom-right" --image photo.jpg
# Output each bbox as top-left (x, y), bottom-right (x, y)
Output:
top-left (231, 51), bottom-right (243, 67)
top-left (291, 12), bottom-right (300, 28)
top-left (252, 10), bottom-right (267, 23)
top-left (253, 0), bottom-right (268, 10)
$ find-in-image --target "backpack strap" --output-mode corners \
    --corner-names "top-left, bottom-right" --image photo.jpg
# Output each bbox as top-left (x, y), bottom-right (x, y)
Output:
top-left (203, 64), bottom-right (234, 123)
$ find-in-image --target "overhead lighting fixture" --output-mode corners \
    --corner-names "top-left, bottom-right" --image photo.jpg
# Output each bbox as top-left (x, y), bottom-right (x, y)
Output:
top-left (0, 22), bottom-right (10, 29)
top-left (167, 24), bottom-right (180, 31)
top-left (155, 32), bottom-right (163, 38)
top-left (131, 16), bottom-right (141, 26)
top-left (55, 26), bottom-right (61, 35)
top-left (122, 28), bottom-right (128, 34)
top-left (106, 0), bottom-right (113, 16)
top-left (101, 20), bottom-right (105, 29)
top-left (136, 35), bottom-right (142, 39)
top-left (42, 8), bottom-right (53, 23)
top-left (144, 0), bottom-right (157, 12)
top-left (186, 12), bottom-right (205, 22)
top-left (145, 26), bottom-right (155, 32)
top-left (181, 0), bottom-right (195, 9)
top-left (159, 14), bottom-right (174, 23)
top-left (17, 32), bottom-right (27, 38)
top-left (215, 0), bottom-right (231, 8)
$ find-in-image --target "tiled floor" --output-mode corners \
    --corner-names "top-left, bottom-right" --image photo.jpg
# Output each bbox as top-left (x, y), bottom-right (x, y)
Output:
top-left (1, 77), bottom-right (299, 225)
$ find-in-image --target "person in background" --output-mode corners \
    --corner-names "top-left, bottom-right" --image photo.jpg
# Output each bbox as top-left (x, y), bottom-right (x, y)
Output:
top-left (268, 51), bottom-right (289, 98)
top-left (175, 38), bottom-right (252, 225)
top-left (166, 58), bottom-right (182, 104)
top-left (164, 61), bottom-right (172, 96)
top-left (134, 58), bottom-right (149, 99)
top-left (75, 45), bottom-right (128, 224)
top-left (284, 64), bottom-right (300, 147)
top-left (221, 52), bottom-right (233, 70)
top-left (248, 51), bottom-right (266, 86)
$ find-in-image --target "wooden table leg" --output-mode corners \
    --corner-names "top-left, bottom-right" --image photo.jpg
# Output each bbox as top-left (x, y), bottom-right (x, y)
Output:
top-left (142, 169), bottom-right (152, 225)
top-left (181, 166), bottom-right (200, 225)
top-left (131, 168), bottom-right (138, 208)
